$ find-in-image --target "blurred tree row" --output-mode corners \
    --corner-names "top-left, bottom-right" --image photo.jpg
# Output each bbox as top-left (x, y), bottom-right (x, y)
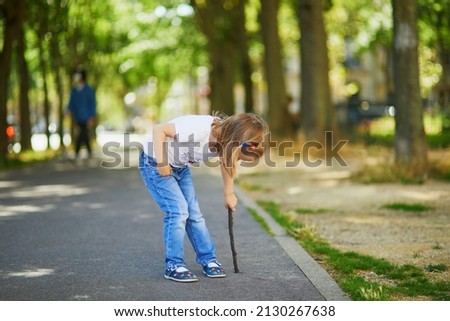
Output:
top-left (1, 0), bottom-right (449, 179)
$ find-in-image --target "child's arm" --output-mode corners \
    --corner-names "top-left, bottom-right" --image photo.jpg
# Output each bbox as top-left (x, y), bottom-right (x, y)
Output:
top-left (220, 164), bottom-right (237, 212)
top-left (153, 123), bottom-right (176, 176)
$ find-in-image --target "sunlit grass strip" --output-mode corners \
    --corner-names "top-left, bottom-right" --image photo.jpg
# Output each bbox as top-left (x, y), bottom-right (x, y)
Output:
top-left (257, 200), bottom-right (450, 301)
top-left (239, 181), bottom-right (272, 192)
top-left (246, 208), bottom-right (274, 236)
top-left (1, 150), bottom-right (59, 171)
top-left (369, 115), bottom-right (443, 136)
top-left (295, 208), bottom-right (328, 214)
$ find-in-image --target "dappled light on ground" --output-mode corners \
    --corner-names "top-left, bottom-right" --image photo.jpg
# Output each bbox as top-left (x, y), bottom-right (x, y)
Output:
top-left (4, 268), bottom-right (55, 278)
top-left (0, 184), bottom-right (92, 199)
top-left (0, 204), bottom-right (55, 218)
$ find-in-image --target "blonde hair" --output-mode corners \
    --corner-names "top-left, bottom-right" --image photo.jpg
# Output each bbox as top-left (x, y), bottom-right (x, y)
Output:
top-left (211, 112), bottom-right (269, 178)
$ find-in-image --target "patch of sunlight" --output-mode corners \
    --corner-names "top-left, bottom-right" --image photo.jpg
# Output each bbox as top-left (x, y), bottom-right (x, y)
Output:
top-left (399, 190), bottom-right (450, 202)
top-left (0, 204), bottom-right (55, 218)
top-left (0, 181), bottom-right (21, 189)
top-left (313, 170), bottom-right (352, 180)
top-left (70, 202), bottom-right (106, 210)
top-left (6, 268), bottom-right (54, 278)
top-left (287, 186), bottom-right (303, 195)
top-left (88, 203), bottom-right (106, 209)
top-left (0, 184), bottom-right (92, 199)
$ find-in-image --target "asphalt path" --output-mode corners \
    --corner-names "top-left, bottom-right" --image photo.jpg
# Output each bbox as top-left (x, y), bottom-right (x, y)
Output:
top-left (0, 156), bottom-right (346, 301)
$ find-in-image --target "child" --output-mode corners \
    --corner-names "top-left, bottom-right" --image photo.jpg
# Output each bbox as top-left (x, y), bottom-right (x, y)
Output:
top-left (139, 113), bottom-right (269, 282)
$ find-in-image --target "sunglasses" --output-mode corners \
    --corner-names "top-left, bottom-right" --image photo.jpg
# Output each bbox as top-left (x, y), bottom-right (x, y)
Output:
top-left (242, 141), bottom-right (261, 150)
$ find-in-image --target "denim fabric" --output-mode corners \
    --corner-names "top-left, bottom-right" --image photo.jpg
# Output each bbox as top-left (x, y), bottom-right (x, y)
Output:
top-left (139, 150), bottom-right (217, 271)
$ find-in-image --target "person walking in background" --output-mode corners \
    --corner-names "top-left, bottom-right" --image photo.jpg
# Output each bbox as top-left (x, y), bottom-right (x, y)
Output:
top-left (139, 113), bottom-right (269, 283)
top-left (67, 67), bottom-right (96, 158)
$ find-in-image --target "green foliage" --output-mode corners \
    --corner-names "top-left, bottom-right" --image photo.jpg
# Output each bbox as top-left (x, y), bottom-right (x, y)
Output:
top-left (8, 0), bottom-right (207, 130)
top-left (326, 0), bottom-right (392, 53)
top-left (418, 0), bottom-right (450, 47)
top-left (117, 1), bottom-right (206, 89)
top-left (3, 0), bottom-right (450, 146)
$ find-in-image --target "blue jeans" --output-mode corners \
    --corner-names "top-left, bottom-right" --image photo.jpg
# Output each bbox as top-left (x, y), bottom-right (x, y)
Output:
top-left (139, 151), bottom-right (217, 271)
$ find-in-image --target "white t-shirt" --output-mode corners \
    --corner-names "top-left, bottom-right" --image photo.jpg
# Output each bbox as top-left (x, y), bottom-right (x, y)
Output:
top-left (143, 115), bottom-right (219, 167)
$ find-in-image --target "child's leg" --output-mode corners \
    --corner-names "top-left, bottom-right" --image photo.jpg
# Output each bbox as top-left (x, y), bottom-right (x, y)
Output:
top-left (139, 153), bottom-right (189, 271)
top-left (176, 166), bottom-right (217, 266)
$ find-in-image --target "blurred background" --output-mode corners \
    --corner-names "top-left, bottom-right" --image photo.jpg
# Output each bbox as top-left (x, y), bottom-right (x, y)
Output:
top-left (1, 0), bottom-right (449, 179)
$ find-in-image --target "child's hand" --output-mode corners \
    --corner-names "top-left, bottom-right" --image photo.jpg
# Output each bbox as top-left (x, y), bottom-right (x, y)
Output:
top-left (157, 165), bottom-right (172, 176)
top-left (224, 193), bottom-right (237, 212)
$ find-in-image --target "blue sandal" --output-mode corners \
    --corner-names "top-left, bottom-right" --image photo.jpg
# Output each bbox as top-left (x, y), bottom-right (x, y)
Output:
top-left (164, 267), bottom-right (198, 283)
top-left (203, 261), bottom-right (226, 278)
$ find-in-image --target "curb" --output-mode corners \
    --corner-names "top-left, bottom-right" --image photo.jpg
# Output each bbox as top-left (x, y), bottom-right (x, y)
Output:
top-left (235, 185), bottom-right (350, 301)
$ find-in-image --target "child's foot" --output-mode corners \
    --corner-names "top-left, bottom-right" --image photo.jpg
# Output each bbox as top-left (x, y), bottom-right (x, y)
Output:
top-left (164, 266), bottom-right (198, 283)
top-left (203, 260), bottom-right (226, 278)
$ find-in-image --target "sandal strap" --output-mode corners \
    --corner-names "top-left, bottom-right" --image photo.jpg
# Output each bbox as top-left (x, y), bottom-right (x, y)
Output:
top-left (206, 260), bottom-right (222, 267)
top-left (167, 268), bottom-right (196, 280)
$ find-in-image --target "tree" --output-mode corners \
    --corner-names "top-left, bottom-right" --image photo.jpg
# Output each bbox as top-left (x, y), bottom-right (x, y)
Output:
top-left (47, 0), bottom-right (70, 150)
top-left (17, 26), bottom-right (32, 151)
top-left (260, 0), bottom-right (293, 138)
top-left (191, 0), bottom-right (245, 115)
top-left (295, 0), bottom-right (335, 144)
top-left (392, 0), bottom-right (427, 179)
top-left (236, 0), bottom-right (254, 113)
top-left (0, 0), bottom-right (26, 165)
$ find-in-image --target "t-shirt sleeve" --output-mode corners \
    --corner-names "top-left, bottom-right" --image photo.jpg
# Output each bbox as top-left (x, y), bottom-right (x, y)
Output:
top-left (170, 115), bottom-right (212, 142)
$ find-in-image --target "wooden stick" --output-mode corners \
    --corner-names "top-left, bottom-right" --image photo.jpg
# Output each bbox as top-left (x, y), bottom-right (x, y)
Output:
top-left (228, 207), bottom-right (240, 273)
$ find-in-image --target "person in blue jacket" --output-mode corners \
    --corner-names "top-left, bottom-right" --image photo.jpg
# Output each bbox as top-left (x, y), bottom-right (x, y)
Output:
top-left (67, 68), bottom-right (96, 158)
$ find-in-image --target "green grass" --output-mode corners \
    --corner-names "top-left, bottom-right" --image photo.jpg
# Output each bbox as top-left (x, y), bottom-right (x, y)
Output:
top-left (427, 131), bottom-right (450, 148)
top-left (354, 114), bottom-right (450, 148)
top-left (239, 181), bottom-right (272, 193)
top-left (353, 131), bottom-right (450, 149)
top-left (432, 243), bottom-right (444, 250)
top-left (256, 200), bottom-right (450, 301)
top-left (247, 208), bottom-right (274, 236)
top-left (257, 200), bottom-right (303, 235)
top-left (0, 150), bottom-right (59, 171)
top-left (353, 132), bottom-right (450, 149)
top-left (425, 264), bottom-right (447, 273)
top-left (381, 203), bottom-right (434, 212)
top-left (295, 208), bottom-right (329, 214)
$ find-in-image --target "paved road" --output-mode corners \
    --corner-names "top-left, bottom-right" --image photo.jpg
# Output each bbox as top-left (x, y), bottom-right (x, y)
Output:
top-left (0, 155), bottom-right (347, 301)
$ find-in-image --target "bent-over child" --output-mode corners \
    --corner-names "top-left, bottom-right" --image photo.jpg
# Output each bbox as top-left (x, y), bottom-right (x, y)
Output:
top-left (139, 113), bottom-right (269, 282)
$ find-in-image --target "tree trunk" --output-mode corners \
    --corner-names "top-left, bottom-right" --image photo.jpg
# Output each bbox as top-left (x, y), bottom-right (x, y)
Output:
top-left (0, 0), bottom-right (23, 164)
top-left (0, 18), bottom-right (15, 165)
top-left (392, 0), bottom-right (427, 179)
top-left (50, 35), bottom-right (66, 150)
top-left (37, 39), bottom-right (52, 149)
top-left (260, 0), bottom-right (293, 139)
top-left (296, 0), bottom-right (334, 144)
top-left (55, 67), bottom-right (65, 150)
top-left (191, 0), bottom-right (240, 116)
top-left (209, 44), bottom-right (236, 116)
top-left (236, 0), bottom-right (254, 113)
top-left (17, 26), bottom-right (32, 151)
